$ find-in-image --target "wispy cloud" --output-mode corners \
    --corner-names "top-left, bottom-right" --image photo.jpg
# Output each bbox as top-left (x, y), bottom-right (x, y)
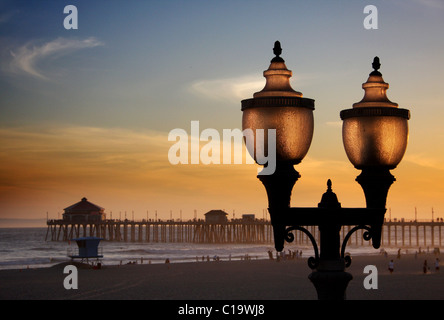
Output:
top-left (0, 10), bottom-right (18, 24)
top-left (189, 71), bottom-right (325, 102)
top-left (0, 125), bottom-right (259, 213)
top-left (325, 121), bottom-right (342, 128)
top-left (8, 37), bottom-right (104, 80)
top-left (404, 153), bottom-right (444, 170)
top-left (189, 75), bottom-right (264, 102)
top-left (412, 0), bottom-right (444, 9)
top-left (0, 125), bottom-right (173, 196)
top-left (0, 125), bottom-right (166, 166)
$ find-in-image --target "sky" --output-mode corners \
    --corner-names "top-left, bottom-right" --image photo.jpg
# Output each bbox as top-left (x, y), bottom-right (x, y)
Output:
top-left (1, 0), bottom-right (444, 226)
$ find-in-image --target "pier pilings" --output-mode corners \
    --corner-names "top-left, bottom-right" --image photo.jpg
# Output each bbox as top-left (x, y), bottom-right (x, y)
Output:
top-left (45, 219), bottom-right (444, 249)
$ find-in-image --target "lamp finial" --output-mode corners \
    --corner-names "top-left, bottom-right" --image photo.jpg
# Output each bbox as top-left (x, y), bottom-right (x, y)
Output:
top-left (318, 179), bottom-right (341, 208)
top-left (273, 41), bottom-right (282, 57)
top-left (271, 41), bottom-right (284, 63)
top-left (327, 179), bottom-right (332, 191)
top-left (370, 57), bottom-right (382, 76)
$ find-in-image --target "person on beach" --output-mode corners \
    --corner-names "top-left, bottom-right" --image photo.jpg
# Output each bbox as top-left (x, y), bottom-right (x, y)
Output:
top-left (388, 260), bottom-right (394, 274)
top-left (435, 258), bottom-right (440, 272)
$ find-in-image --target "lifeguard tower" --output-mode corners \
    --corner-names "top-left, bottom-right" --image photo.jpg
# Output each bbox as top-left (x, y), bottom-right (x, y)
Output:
top-left (68, 236), bottom-right (103, 266)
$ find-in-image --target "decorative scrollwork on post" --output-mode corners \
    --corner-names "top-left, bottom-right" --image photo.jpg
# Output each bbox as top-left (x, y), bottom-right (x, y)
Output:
top-left (285, 226), bottom-right (320, 269)
top-left (340, 225), bottom-right (373, 267)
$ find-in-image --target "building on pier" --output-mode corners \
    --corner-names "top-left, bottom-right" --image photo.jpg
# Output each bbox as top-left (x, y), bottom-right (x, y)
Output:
top-left (204, 210), bottom-right (228, 224)
top-left (242, 214), bottom-right (255, 221)
top-left (63, 197), bottom-right (106, 223)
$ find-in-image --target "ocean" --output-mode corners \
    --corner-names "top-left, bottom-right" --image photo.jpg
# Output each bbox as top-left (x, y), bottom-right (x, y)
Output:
top-left (0, 228), bottom-right (280, 270)
top-left (0, 227), bottom-right (437, 270)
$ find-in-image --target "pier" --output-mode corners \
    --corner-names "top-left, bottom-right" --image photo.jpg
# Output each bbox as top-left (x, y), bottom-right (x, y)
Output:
top-left (46, 219), bottom-right (273, 244)
top-left (46, 218), bottom-right (444, 248)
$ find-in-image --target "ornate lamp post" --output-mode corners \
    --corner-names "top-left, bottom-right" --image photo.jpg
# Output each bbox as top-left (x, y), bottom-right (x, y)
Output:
top-left (241, 41), bottom-right (314, 251)
top-left (241, 42), bottom-right (410, 300)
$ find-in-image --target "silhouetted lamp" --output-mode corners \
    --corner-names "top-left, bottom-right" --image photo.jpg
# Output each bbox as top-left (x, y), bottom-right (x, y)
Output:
top-left (241, 43), bottom-right (411, 300)
top-left (342, 57), bottom-right (409, 171)
top-left (241, 41), bottom-right (314, 249)
top-left (242, 41), bottom-right (314, 166)
top-left (340, 57), bottom-right (410, 247)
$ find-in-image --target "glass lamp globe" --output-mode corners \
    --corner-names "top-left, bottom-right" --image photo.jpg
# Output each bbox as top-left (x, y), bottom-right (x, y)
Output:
top-left (341, 57), bottom-right (410, 169)
top-left (241, 41), bottom-right (315, 165)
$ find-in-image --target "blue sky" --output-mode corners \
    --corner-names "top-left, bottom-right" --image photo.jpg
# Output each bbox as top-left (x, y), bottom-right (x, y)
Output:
top-left (1, 0), bottom-right (444, 222)
top-left (1, 0), bottom-right (442, 129)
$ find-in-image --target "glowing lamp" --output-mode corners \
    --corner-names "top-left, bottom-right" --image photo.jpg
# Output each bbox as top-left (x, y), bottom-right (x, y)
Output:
top-left (241, 41), bottom-right (314, 165)
top-left (341, 57), bottom-right (410, 169)
top-left (340, 57), bottom-right (410, 210)
top-left (240, 46), bottom-right (412, 300)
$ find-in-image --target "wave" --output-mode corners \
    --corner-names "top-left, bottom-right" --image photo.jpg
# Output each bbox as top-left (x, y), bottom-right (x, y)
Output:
top-left (30, 247), bottom-right (56, 252)
top-left (113, 249), bottom-right (152, 255)
top-left (0, 256), bottom-right (68, 269)
top-left (0, 227), bottom-right (440, 270)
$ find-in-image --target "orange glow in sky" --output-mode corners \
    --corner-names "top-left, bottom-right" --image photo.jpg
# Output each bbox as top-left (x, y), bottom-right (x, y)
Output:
top-left (1, 1), bottom-right (444, 226)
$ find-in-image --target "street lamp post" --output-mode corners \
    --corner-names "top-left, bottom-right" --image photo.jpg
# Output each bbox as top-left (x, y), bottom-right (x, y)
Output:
top-left (241, 42), bottom-right (410, 300)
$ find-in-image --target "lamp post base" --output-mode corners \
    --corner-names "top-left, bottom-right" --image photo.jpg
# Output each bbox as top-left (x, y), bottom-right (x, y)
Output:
top-left (309, 269), bottom-right (353, 300)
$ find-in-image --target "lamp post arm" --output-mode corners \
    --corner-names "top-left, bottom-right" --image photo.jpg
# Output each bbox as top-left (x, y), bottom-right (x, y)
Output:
top-left (270, 206), bottom-right (386, 267)
top-left (276, 207), bottom-right (386, 227)
top-left (284, 226), bottom-right (320, 269)
top-left (340, 225), bottom-right (372, 267)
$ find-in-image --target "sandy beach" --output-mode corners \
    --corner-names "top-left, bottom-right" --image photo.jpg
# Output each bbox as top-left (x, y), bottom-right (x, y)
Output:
top-left (0, 252), bottom-right (443, 301)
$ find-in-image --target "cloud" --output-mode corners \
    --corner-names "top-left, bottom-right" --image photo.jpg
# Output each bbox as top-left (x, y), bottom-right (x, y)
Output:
top-left (189, 71), bottom-right (325, 103)
top-left (0, 125), bottom-right (261, 217)
top-left (8, 37), bottom-right (104, 80)
top-left (404, 153), bottom-right (444, 170)
top-left (0, 125), bottom-right (169, 178)
top-left (325, 121), bottom-right (342, 128)
top-left (0, 10), bottom-right (18, 24)
top-left (189, 75), bottom-right (264, 102)
top-left (412, 0), bottom-right (444, 9)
